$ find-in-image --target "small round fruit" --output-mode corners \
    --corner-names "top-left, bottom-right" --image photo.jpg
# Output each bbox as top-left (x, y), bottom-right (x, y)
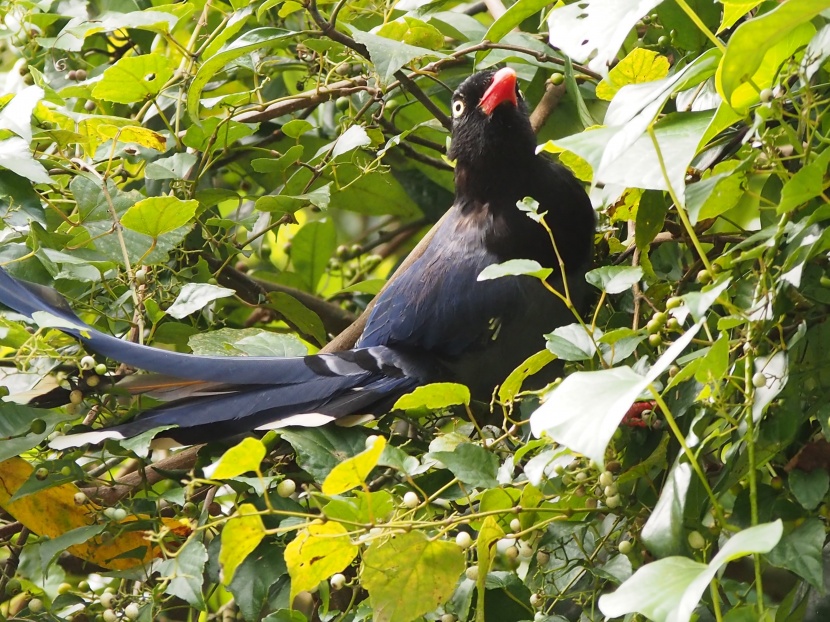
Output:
top-left (335, 96), bottom-right (350, 111)
top-left (599, 471), bottom-right (614, 487)
top-left (6, 578), bottom-right (21, 595)
top-left (648, 333), bottom-right (662, 347)
top-left (536, 550), bottom-right (550, 566)
top-left (277, 479), bottom-right (296, 498)
top-left (330, 573), bottom-right (346, 590)
top-left (103, 609), bottom-right (118, 622)
top-left (658, 35), bottom-right (670, 47)
top-left (696, 269), bottom-right (712, 284)
top-left (549, 72), bottom-right (565, 86)
top-left (75, 492), bottom-right (88, 505)
top-left (95, 363), bottom-right (107, 375)
top-left (80, 355), bottom-right (96, 370)
top-left (759, 88), bottom-right (773, 103)
top-left (465, 566), bottom-right (479, 581)
top-left (752, 372), bottom-right (767, 388)
top-left (646, 319), bottom-right (662, 334)
top-left (604, 485), bottom-right (618, 497)
top-left (30, 419), bottom-right (46, 435)
top-left (441, 615), bottom-right (456, 622)
top-left (124, 602), bottom-right (140, 620)
top-left (770, 476), bottom-right (783, 490)
top-left (35, 466), bottom-right (49, 480)
top-left (100, 592), bottom-right (115, 608)
top-left (69, 389), bottom-right (84, 404)
top-left (86, 375), bottom-right (100, 388)
top-left (60, 465), bottom-right (73, 477)
top-left (75, 69), bottom-right (87, 80)
top-left (134, 268), bottom-right (147, 284)
top-left (505, 545), bottom-right (519, 560)
top-left (28, 597), bottom-right (44, 612)
top-left (585, 497), bottom-right (598, 509)
top-left (84, 99), bottom-right (96, 111)
top-left (365, 435), bottom-right (379, 449)
top-left (652, 311), bottom-right (668, 326)
top-left (688, 530), bottom-right (705, 550)
top-left (518, 543), bottom-right (533, 560)
top-left (530, 593), bottom-right (543, 608)
top-left (112, 508), bottom-right (127, 521)
top-left (510, 518), bottom-right (522, 532)
top-left (456, 532), bottom-right (473, 549)
top-left (605, 494), bottom-right (621, 509)
top-left (619, 540), bottom-right (633, 555)
top-left (666, 296), bottom-right (682, 310)
top-left (666, 317), bottom-right (681, 331)
top-left (58, 582), bottom-right (73, 594)
top-left (403, 491), bottom-right (419, 508)
top-left (574, 472), bottom-right (587, 483)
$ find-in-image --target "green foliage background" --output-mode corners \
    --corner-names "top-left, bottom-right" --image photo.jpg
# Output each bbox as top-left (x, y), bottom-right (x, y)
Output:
top-left (1, 0), bottom-right (830, 620)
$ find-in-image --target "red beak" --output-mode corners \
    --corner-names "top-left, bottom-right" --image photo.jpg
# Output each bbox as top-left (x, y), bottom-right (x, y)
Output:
top-left (479, 67), bottom-right (518, 116)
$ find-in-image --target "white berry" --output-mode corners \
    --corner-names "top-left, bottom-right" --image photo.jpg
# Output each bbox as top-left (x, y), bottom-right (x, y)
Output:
top-left (124, 602), bottom-right (141, 620)
top-left (403, 491), bottom-right (419, 508)
top-left (465, 566), bottom-right (479, 581)
top-left (80, 355), bottom-right (96, 370)
top-left (28, 598), bottom-right (44, 613)
top-left (456, 532), bottom-right (473, 549)
top-left (510, 518), bottom-right (521, 532)
top-left (103, 609), bottom-right (118, 622)
top-left (330, 573), bottom-right (346, 590)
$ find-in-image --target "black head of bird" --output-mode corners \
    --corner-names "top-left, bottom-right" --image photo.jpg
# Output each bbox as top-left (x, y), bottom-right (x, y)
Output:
top-left (447, 68), bottom-right (538, 187)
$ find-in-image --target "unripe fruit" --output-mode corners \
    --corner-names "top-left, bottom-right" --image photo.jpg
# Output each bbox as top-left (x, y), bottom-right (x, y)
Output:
top-left (103, 609), bottom-right (118, 622)
top-left (696, 269), bottom-right (712, 284)
top-left (69, 389), bottom-right (84, 404)
top-left (58, 582), bottom-right (73, 594)
top-left (86, 375), bottom-right (100, 388)
top-left (465, 566), bottom-right (479, 581)
top-left (75, 69), bottom-right (87, 80)
top-left (403, 491), bottom-right (419, 508)
top-left (550, 72), bottom-right (565, 86)
top-left (752, 372), bottom-right (767, 388)
top-left (604, 485), bottom-right (618, 497)
top-left (605, 494), bottom-right (621, 509)
top-left (688, 530), bottom-right (705, 549)
top-left (441, 614), bottom-right (456, 622)
top-left (277, 479), bottom-right (296, 498)
top-left (75, 492), bottom-right (88, 505)
top-left (30, 419), bottom-right (46, 435)
top-left (618, 540), bottom-right (633, 554)
top-left (100, 592), bottom-right (115, 608)
top-left (335, 96), bottom-right (350, 111)
top-left (666, 296), bottom-right (682, 310)
top-left (599, 471), bottom-right (614, 487)
top-left (35, 467), bottom-right (49, 480)
top-left (134, 268), bottom-right (147, 284)
top-left (330, 573), bottom-right (346, 590)
top-left (648, 333), bottom-right (662, 347)
top-left (95, 363), bottom-right (107, 375)
top-left (530, 593), bottom-right (543, 608)
top-left (456, 532), bottom-right (473, 549)
top-left (124, 602), bottom-right (140, 620)
top-left (505, 545), bottom-right (519, 560)
top-left (759, 88), bottom-right (773, 103)
top-left (536, 550), bottom-right (550, 565)
top-left (29, 598), bottom-right (44, 612)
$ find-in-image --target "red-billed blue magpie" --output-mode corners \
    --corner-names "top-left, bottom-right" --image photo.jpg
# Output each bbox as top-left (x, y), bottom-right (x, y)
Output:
top-left (0, 68), bottom-right (595, 447)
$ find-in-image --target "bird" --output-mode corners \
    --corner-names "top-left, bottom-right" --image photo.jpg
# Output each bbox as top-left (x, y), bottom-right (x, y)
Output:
top-left (0, 67), bottom-right (595, 448)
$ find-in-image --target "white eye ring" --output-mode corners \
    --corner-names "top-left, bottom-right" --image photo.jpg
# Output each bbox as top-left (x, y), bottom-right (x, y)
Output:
top-left (452, 100), bottom-right (465, 117)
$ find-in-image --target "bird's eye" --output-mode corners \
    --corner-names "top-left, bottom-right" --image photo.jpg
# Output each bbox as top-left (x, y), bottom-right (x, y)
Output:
top-left (452, 100), bottom-right (465, 117)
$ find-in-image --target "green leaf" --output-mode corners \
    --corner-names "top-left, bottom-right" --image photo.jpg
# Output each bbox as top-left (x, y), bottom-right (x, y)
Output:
top-left (282, 119), bottom-right (313, 139)
top-left (788, 469), bottom-right (829, 510)
top-left (478, 259), bottom-right (552, 281)
top-left (546, 324), bottom-right (598, 361)
top-left (476, 0), bottom-right (551, 64)
top-left (285, 521), bottom-right (358, 601)
top-left (767, 518), bottom-right (825, 590)
top-left (332, 125), bottom-right (371, 158)
top-left (189, 327), bottom-right (305, 356)
top-left (166, 283), bottom-right (236, 319)
top-left (718, 0), bottom-right (764, 33)
top-left (321, 436), bottom-right (386, 495)
top-left (145, 153), bottom-right (199, 180)
top-left (187, 28), bottom-right (296, 122)
top-left (498, 349), bottom-right (557, 403)
top-left (547, 0), bottom-right (664, 76)
top-left (212, 438), bottom-right (266, 479)
top-left (120, 196), bottom-right (198, 238)
top-left (376, 17), bottom-right (445, 49)
top-left (778, 149), bottom-right (830, 214)
top-left (635, 191), bottom-right (668, 250)
top-left (158, 539), bottom-right (208, 610)
top-left (323, 490), bottom-right (395, 524)
top-left (282, 427), bottom-right (369, 481)
top-left (53, 11), bottom-right (179, 52)
top-left (596, 48), bottom-right (670, 101)
top-left (716, 1), bottom-right (826, 108)
top-left (91, 53), bottom-right (175, 104)
top-left (251, 145), bottom-right (304, 174)
top-left (585, 265), bottom-right (643, 294)
top-left (531, 322), bottom-right (702, 467)
top-left (268, 292), bottom-right (326, 347)
top-left (37, 525), bottom-right (106, 569)
top-left (351, 29), bottom-right (445, 85)
top-left (599, 521), bottom-right (783, 622)
top-left (235, 332), bottom-right (307, 357)
top-left (362, 531), bottom-right (465, 622)
top-left (228, 542), bottom-right (287, 622)
top-left (393, 383), bottom-right (470, 411)
top-left (430, 444), bottom-right (499, 489)
top-left (220, 504), bottom-right (266, 585)
top-left (641, 459), bottom-right (692, 558)
top-left (291, 218), bottom-right (337, 292)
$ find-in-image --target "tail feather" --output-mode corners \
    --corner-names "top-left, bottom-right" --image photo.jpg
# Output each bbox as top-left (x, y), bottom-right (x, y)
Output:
top-left (0, 268), bottom-right (369, 385)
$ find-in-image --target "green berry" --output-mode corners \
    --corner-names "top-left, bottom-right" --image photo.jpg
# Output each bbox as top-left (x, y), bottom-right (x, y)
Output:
top-left (69, 389), bottom-right (84, 404)
top-left (549, 72), bottom-right (565, 86)
top-left (95, 363), bottom-right (108, 375)
top-left (696, 269), bottom-right (712, 284)
top-left (30, 419), bottom-right (46, 435)
top-left (752, 372), bottom-right (767, 388)
top-left (35, 466), bottom-right (49, 480)
top-left (666, 296), bottom-right (682, 310)
top-left (688, 530), bottom-right (705, 549)
top-left (335, 96), bottom-right (350, 111)
top-left (277, 479), bottom-right (296, 498)
top-left (648, 333), bottom-right (662, 347)
top-left (618, 540), bottom-right (633, 555)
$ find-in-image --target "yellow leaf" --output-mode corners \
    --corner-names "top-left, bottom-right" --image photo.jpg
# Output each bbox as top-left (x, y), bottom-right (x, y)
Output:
top-left (596, 48), bottom-right (670, 101)
top-left (538, 140), bottom-right (593, 182)
top-left (285, 521), bottom-right (358, 601)
top-left (211, 437), bottom-right (266, 479)
top-left (0, 457), bottom-right (184, 569)
top-left (219, 504), bottom-right (266, 585)
top-left (96, 124), bottom-right (166, 151)
top-left (321, 436), bottom-right (386, 495)
top-left (718, 0), bottom-right (763, 34)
